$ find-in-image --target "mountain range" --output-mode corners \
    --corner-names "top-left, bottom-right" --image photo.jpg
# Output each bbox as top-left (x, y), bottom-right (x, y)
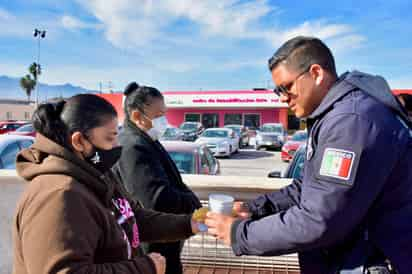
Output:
top-left (0, 75), bottom-right (99, 101)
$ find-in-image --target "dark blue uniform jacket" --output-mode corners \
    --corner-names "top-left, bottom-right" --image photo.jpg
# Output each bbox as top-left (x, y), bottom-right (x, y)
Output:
top-left (231, 71), bottom-right (412, 273)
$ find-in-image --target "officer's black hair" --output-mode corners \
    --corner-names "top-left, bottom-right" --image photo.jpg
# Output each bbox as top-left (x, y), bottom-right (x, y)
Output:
top-left (32, 94), bottom-right (117, 149)
top-left (268, 36), bottom-right (337, 77)
top-left (123, 81), bottom-right (163, 119)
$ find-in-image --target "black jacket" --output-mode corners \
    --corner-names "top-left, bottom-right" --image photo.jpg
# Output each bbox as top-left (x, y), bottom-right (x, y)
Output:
top-left (113, 120), bottom-right (201, 213)
top-left (113, 119), bottom-right (201, 274)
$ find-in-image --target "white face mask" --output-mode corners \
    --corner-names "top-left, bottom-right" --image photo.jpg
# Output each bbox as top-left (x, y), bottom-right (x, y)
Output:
top-left (146, 115), bottom-right (168, 140)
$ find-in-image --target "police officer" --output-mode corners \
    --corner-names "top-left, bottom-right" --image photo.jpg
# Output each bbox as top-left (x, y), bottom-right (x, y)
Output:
top-left (205, 36), bottom-right (412, 273)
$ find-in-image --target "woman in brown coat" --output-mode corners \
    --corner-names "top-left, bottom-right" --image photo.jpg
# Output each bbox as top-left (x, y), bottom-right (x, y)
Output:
top-left (12, 94), bottom-right (201, 274)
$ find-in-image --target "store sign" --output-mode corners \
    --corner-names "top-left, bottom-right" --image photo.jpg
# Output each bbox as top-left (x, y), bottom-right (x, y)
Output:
top-left (164, 93), bottom-right (287, 108)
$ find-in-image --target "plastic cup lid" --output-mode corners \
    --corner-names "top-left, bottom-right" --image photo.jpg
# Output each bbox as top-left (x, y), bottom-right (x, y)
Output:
top-left (209, 193), bottom-right (234, 203)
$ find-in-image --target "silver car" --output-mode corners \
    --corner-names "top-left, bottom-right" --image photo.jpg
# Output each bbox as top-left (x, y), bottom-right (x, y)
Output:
top-left (195, 128), bottom-right (239, 157)
top-left (255, 123), bottom-right (287, 151)
top-left (160, 127), bottom-right (185, 141)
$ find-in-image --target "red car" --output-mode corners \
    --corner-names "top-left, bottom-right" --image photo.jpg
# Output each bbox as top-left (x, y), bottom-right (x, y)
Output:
top-left (281, 130), bottom-right (307, 162)
top-left (7, 124), bottom-right (36, 137)
top-left (0, 121), bottom-right (28, 135)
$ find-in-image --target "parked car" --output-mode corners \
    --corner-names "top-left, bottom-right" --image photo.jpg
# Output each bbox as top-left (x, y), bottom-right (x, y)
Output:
top-left (179, 122), bottom-right (205, 141)
top-left (0, 135), bottom-right (35, 169)
top-left (268, 144), bottom-right (306, 179)
top-left (160, 127), bottom-right (185, 141)
top-left (161, 141), bottom-right (220, 175)
top-left (224, 124), bottom-right (249, 148)
top-left (0, 121), bottom-right (28, 135)
top-left (7, 123), bottom-right (36, 137)
top-left (195, 128), bottom-right (239, 157)
top-left (255, 123), bottom-right (287, 151)
top-left (281, 130), bottom-right (308, 162)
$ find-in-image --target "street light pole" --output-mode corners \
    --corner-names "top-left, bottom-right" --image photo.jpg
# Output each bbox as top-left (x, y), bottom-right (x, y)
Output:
top-left (33, 28), bottom-right (46, 107)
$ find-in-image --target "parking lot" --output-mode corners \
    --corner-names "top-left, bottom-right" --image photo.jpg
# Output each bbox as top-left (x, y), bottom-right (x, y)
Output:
top-left (217, 147), bottom-right (289, 177)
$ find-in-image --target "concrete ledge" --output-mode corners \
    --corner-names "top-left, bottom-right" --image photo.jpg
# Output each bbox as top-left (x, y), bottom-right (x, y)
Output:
top-left (182, 174), bottom-right (291, 200)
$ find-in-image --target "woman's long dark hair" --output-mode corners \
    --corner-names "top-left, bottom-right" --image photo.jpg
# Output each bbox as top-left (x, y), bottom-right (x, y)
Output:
top-left (32, 94), bottom-right (117, 149)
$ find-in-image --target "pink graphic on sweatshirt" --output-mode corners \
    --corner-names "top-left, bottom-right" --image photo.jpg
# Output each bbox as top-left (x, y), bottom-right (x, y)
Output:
top-left (131, 223), bottom-right (140, 248)
top-left (117, 198), bottom-right (134, 218)
top-left (113, 198), bottom-right (135, 225)
top-left (112, 198), bottom-right (140, 251)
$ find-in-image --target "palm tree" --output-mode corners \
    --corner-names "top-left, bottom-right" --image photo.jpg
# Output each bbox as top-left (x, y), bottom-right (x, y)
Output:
top-left (29, 62), bottom-right (41, 82)
top-left (20, 62), bottom-right (41, 103)
top-left (20, 74), bottom-right (36, 102)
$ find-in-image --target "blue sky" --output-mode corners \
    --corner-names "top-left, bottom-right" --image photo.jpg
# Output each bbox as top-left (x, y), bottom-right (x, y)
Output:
top-left (0, 0), bottom-right (411, 92)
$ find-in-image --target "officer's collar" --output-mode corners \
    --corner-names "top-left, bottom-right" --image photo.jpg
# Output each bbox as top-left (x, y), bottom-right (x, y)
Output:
top-left (307, 72), bottom-right (356, 119)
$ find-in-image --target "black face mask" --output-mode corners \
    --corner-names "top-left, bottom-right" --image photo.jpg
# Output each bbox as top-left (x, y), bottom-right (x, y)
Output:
top-left (84, 145), bottom-right (122, 173)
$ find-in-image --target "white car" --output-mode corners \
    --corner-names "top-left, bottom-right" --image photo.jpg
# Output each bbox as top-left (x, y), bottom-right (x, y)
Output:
top-left (0, 135), bottom-right (35, 169)
top-left (195, 128), bottom-right (239, 157)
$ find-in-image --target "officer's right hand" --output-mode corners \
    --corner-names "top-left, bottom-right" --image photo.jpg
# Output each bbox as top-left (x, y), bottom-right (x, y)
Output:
top-left (233, 202), bottom-right (250, 219)
top-left (147, 253), bottom-right (166, 274)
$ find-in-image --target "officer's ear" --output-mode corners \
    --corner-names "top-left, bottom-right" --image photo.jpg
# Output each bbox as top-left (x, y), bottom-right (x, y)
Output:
top-left (309, 64), bottom-right (324, 86)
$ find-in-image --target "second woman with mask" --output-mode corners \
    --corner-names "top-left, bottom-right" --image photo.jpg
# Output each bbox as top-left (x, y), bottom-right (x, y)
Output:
top-left (113, 82), bottom-right (201, 274)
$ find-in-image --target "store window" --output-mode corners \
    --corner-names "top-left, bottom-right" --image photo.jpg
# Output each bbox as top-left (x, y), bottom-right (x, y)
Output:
top-left (202, 113), bottom-right (219, 128)
top-left (244, 114), bottom-right (260, 130)
top-left (185, 113), bottom-right (201, 122)
top-left (224, 113), bottom-right (242, 125)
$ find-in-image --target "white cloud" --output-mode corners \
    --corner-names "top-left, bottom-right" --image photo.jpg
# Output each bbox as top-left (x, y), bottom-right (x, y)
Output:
top-left (78, 0), bottom-right (365, 51)
top-left (0, 8), bottom-right (28, 37)
top-left (218, 59), bottom-right (266, 70)
top-left (264, 20), bottom-right (365, 52)
top-left (0, 7), bottom-right (13, 20)
top-left (61, 15), bottom-right (98, 30)
top-left (78, 0), bottom-right (275, 47)
top-left (0, 62), bottom-right (27, 78)
top-left (0, 8), bottom-right (63, 40)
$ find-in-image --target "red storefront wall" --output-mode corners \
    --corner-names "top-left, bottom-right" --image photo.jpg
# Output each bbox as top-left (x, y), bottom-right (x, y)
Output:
top-left (97, 93), bottom-right (289, 128)
top-left (98, 93), bottom-right (125, 122)
top-left (166, 108), bottom-right (288, 129)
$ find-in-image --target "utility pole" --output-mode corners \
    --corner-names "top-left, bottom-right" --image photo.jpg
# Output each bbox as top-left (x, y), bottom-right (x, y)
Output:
top-left (108, 81), bottom-right (113, 94)
top-left (33, 28), bottom-right (46, 107)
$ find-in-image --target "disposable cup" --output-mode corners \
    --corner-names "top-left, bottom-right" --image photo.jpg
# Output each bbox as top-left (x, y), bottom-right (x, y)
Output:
top-left (209, 194), bottom-right (234, 215)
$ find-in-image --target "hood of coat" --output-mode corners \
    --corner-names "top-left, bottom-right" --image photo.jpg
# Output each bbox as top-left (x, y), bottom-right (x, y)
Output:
top-left (16, 133), bottom-right (113, 203)
top-left (309, 70), bottom-right (411, 126)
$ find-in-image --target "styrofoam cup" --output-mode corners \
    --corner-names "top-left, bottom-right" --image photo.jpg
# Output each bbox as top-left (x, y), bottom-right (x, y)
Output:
top-left (209, 194), bottom-right (234, 215)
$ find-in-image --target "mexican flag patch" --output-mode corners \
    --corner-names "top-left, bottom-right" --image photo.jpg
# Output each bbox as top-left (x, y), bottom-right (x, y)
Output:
top-left (319, 148), bottom-right (355, 180)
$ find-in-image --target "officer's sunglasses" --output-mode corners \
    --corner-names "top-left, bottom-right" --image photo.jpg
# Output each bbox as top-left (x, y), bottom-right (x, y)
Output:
top-left (273, 66), bottom-right (311, 97)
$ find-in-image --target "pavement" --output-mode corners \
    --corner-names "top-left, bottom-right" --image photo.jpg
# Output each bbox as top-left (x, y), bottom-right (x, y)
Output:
top-left (217, 147), bottom-right (289, 177)
top-left (0, 178), bottom-right (25, 274)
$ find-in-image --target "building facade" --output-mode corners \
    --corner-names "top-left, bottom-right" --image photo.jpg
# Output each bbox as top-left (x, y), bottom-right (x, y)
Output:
top-left (100, 89), bottom-right (290, 129)
top-left (0, 100), bottom-right (35, 121)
